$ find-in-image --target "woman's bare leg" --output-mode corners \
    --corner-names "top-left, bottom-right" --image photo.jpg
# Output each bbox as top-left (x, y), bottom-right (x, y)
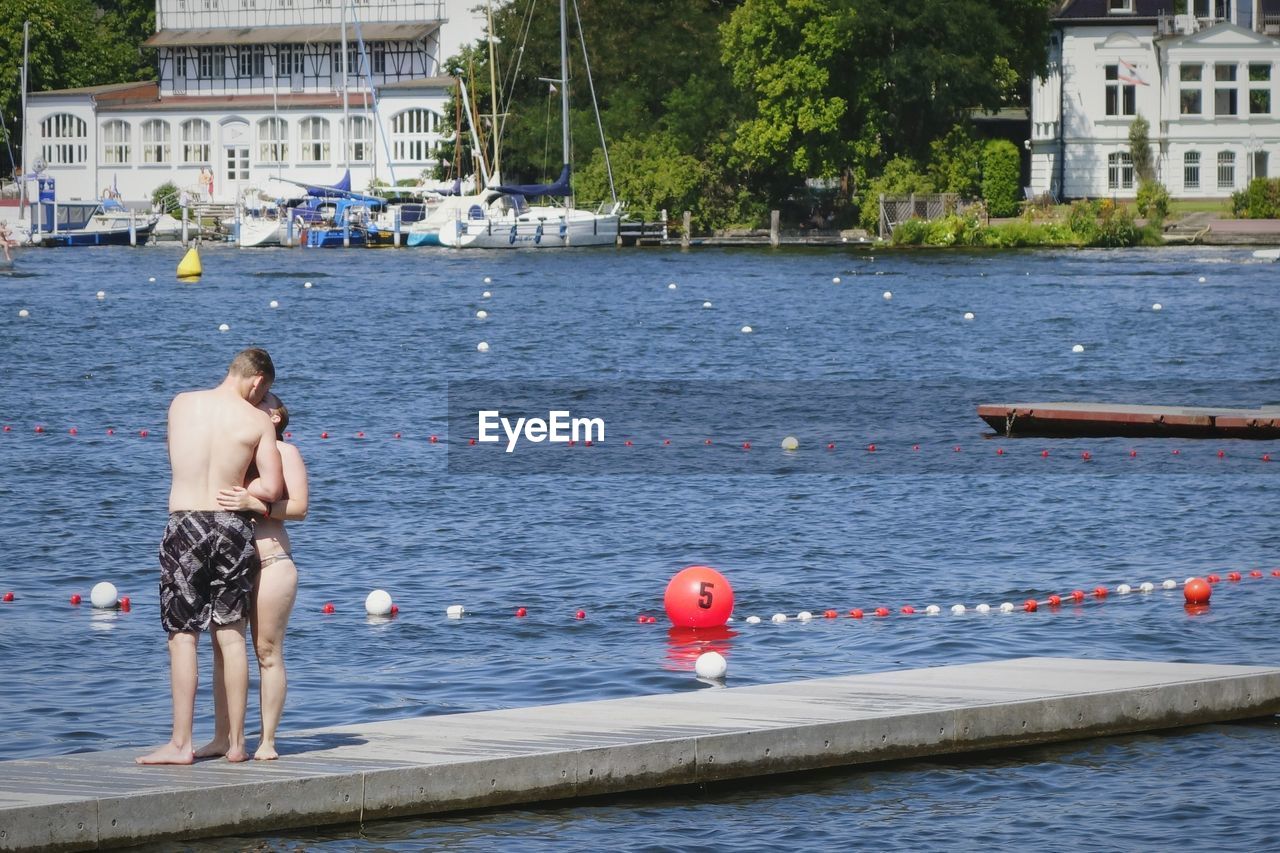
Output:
top-left (251, 558), bottom-right (297, 760)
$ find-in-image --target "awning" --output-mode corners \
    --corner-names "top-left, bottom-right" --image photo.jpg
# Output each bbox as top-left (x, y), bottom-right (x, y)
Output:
top-left (144, 22), bottom-right (439, 47)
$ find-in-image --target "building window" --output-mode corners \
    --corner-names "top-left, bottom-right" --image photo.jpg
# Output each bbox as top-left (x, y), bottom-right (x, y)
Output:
top-left (347, 115), bottom-right (373, 162)
top-left (1108, 151), bottom-right (1134, 190)
top-left (1214, 63), bottom-right (1238, 116)
top-left (101, 120), bottom-right (131, 165)
top-left (300, 116), bottom-right (330, 162)
top-left (333, 44), bottom-right (360, 77)
top-left (198, 46), bottom-right (226, 79)
top-left (1249, 63), bottom-right (1271, 114)
top-left (1217, 150), bottom-right (1236, 190)
top-left (1108, 0), bottom-right (1134, 11)
top-left (1181, 88), bottom-right (1202, 115)
top-left (1105, 65), bottom-right (1136, 116)
top-left (174, 49), bottom-right (189, 79)
top-left (258, 117), bottom-right (288, 164)
top-left (40, 113), bottom-right (88, 165)
top-left (1184, 152), bottom-right (1200, 190)
top-left (370, 42), bottom-right (386, 74)
top-left (391, 108), bottom-right (438, 161)
top-left (181, 118), bottom-right (211, 163)
top-left (141, 120), bottom-right (171, 164)
top-left (238, 45), bottom-right (265, 78)
top-left (276, 44), bottom-right (303, 77)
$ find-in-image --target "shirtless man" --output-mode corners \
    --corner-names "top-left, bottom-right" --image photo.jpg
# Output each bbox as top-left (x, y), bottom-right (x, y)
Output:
top-left (136, 348), bottom-right (284, 765)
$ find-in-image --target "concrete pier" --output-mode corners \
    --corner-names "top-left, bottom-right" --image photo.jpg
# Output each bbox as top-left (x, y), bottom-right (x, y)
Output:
top-left (3, 657), bottom-right (1278, 851)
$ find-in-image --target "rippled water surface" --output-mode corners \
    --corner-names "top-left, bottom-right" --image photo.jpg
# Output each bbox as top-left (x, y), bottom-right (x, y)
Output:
top-left (2, 244), bottom-right (1279, 849)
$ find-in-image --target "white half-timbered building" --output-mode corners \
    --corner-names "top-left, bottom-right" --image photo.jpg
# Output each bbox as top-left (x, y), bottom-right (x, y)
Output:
top-left (1031, 0), bottom-right (1280, 199)
top-left (24, 0), bottom-right (485, 203)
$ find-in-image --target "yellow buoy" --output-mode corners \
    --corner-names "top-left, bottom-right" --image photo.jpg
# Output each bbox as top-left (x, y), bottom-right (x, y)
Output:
top-left (176, 247), bottom-right (202, 279)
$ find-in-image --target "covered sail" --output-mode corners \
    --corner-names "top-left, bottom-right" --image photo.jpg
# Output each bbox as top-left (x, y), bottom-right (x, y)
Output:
top-left (494, 164), bottom-right (571, 198)
top-left (307, 169), bottom-right (352, 196)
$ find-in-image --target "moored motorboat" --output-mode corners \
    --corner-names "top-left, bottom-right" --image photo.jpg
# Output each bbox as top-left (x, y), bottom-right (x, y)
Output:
top-left (37, 200), bottom-right (158, 247)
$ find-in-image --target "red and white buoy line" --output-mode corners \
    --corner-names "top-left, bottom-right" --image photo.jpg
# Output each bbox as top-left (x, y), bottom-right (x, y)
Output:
top-left (10, 568), bottom-right (1272, 620)
top-left (3, 424), bottom-right (1278, 464)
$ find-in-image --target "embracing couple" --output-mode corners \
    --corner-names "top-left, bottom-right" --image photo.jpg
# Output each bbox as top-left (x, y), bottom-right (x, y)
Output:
top-left (137, 348), bottom-right (309, 765)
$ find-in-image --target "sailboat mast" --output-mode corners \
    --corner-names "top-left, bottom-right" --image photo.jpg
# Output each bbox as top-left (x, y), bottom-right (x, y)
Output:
top-left (487, 0), bottom-right (500, 182)
top-left (20, 20), bottom-right (29, 222)
top-left (341, 1), bottom-right (350, 174)
top-left (560, 0), bottom-right (571, 208)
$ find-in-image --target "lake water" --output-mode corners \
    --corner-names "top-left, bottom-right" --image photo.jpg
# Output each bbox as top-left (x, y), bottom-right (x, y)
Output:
top-left (2, 243), bottom-right (1279, 850)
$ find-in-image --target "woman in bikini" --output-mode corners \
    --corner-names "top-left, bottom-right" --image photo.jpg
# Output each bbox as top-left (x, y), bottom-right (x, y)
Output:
top-left (201, 391), bottom-right (308, 760)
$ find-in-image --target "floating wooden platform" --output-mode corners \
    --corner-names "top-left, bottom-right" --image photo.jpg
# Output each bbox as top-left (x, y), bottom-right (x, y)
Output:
top-left (978, 402), bottom-right (1280, 439)
top-left (2, 657), bottom-right (1278, 851)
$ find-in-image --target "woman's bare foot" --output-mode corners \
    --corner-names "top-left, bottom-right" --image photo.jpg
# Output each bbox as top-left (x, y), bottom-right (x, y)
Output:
top-left (193, 738), bottom-right (229, 759)
top-left (254, 742), bottom-right (279, 761)
top-left (225, 744), bottom-right (250, 763)
top-left (136, 742), bottom-right (195, 765)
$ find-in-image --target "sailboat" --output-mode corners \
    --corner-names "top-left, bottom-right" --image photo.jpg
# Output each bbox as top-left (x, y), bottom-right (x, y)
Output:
top-left (437, 0), bottom-right (621, 249)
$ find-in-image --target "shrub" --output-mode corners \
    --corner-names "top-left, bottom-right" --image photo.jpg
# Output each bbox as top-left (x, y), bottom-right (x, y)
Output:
top-left (151, 181), bottom-right (180, 215)
top-left (981, 139), bottom-right (1021, 218)
top-left (1231, 177), bottom-right (1280, 219)
top-left (1095, 202), bottom-right (1141, 247)
top-left (859, 157), bottom-right (934, 231)
top-left (1067, 199), bottom-right (1100, 243)
top-left (928, 124), bottom-right (983, 198)
top-left (1129, 116), bottom-right (1155, 184)
top-left (1135, 180), bottom-right (1170, 222)
top-left (890, 217), bottom-right (929, 245)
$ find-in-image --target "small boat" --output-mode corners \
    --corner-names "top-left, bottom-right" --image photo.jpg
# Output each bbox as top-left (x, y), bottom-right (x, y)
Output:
top-left (978, 401), bottom-right (1280, 439)
top-left (1251, 248), bottom-right (1280, 261)
top-left (37, 200), bottom-right (157, 247)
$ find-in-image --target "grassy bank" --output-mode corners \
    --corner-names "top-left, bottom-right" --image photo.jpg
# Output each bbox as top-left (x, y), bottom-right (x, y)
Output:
top-left (891, 200), bottom-right (1165, 248)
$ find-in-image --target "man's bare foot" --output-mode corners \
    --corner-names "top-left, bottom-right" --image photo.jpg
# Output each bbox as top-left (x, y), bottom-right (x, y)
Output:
top-left (136, 742), bottom-right (195, 765)
top-left (254, 743), bottom-right (279, 761)
top-left (194, 738), bottom-right (229, 759)
top-left (225, 745), bottom-right (249, 763)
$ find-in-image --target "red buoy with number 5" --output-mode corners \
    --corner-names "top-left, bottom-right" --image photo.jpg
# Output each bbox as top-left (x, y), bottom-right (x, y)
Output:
top-left (664, 566), bottom-right (734, 628)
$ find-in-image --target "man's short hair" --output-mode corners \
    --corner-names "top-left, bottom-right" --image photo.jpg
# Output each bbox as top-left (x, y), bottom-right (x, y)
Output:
top-left (228, 348), bottom-right (275, 383)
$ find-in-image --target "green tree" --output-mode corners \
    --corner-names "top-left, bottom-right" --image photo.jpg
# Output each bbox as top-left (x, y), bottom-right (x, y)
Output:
top-left (927, 123), bottom-right (983, 197)
top-left (981, 139), bottom-right (1021, 217)
top-left (1128, 115), bottom-right (1154, 184)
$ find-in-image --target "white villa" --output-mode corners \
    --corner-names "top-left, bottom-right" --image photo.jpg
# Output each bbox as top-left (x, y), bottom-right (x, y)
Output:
top-left (1031, 0), bottom-right (1280, 199)
top-left (23, 0), bottom-right (486, 204)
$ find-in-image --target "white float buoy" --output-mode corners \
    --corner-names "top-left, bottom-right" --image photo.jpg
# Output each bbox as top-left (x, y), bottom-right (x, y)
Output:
top-left (745, 615), bottom-right (761, 624)
top-left (218, 323), bottom-right (230, 332)
top-left (1198, 276), bottom-right (1206, 283)
top-left (950, 604), bottom-right (966, 615)
top-left (482, 290), bottom-right (492, 299)
top-left (17, 309), bottom-right (29, 318)
top-left (446, 604), bottom-right (465, 619)
top-left (1162, 579), bottom-right (1177, 589)
top-left (883, 291), bottom-right (892, 301)
top-left (90, 581), bottom-right (119, 610)
top-left (96, 291), bottom-right (106, 300)
top-left (976, 603), bottom-right (991, 614)
top-left (148, 276), bottom-right (156, 283)
top-left (832, 277), bottom-right (841, 284)
top-left (771, 613), bottom-right (787, 623)
top-left (365, 589), bottom-right (393, 616)
top-left (702, 301), bottom-right (713, 309)
top-left (483, 276), bottom-right (492, 284)
top-left (1072, 344), bottom-right (1085, 353)
top-left (1139, 582), bottom-right (1155, 593)
top-left (741, 325), bottom-right (753, 334)
top-left (695, 651), bottom-right (728, 680)
top-left (1117, 583), bottom-right (1132, 595)
top-left (924, 604), bottom-right (941, 615)
top-left (963, 312), bottom-right (975, 321)
top-left (797, 611), bottom-right (813, 621)
top-left (476, 309), bottom-right (488, 319)
top-left (668, 282), bottom-right (677, 290)
top-left (1152, 303), bottom-right (1162, 311)
top-left (269, 300), bottom-right (279, 309)
top-left (477, 341), bottom-right (490, 353)
top-left (781, 435), bottom-right (799, 452)
top-left (304, 281), bottom-right (313, 288)
top-left (999, 602), bottom-right (1015, 613)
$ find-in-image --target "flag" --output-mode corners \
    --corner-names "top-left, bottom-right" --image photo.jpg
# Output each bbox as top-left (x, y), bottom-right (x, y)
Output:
top-left (1118, 58), bottom-right (1149, 86)
top-left (548, 82), bottom-right (558, 93)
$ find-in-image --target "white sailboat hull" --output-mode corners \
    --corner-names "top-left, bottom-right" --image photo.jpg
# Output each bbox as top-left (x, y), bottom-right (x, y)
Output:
top-left (237, 216), bottom-right (285, 247)
top-left (438, 207), bottom-right (619, 249)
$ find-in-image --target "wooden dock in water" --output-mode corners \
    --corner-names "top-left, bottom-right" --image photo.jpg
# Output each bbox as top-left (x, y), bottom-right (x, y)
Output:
top-left (3, 657), bottom-right (1279, 851)
top-left (978, 402), bottom-right (1280, 439)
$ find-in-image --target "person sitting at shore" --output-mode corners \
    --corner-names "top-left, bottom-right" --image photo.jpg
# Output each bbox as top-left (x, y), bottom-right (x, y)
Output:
top-left (198, 391), bottom-right (308, 761)
top-left (0, 220), bottom-right (17, 262)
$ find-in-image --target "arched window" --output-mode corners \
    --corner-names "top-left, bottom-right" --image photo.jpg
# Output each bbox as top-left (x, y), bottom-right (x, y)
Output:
top-left (142, 120), bottom-right (171, 164)
top-left (40, 113), bottom-right (88, 165)
top-left (347, 115), bottom-right (372, 162)
top-left (181, 118), bottom-right (211, 163)
top-left (1107, 151), bottom-right (1134, 190)
top-left (300, 116), bottom-right (330, 162)
top-left (1183, 151), bottom-right (1200, 190)
top-left (102, 120), bottom-right (132, 165)
top-left (258, 117), bottom-right (288, 164)
top-left (1217, 150), bottom-right (1236, 189)
top-left (391, 108), bottom-right (439, 162)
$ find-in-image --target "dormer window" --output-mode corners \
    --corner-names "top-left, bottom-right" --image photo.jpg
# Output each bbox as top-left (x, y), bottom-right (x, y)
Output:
top-left (1108, 0), bottom-right (1134, 13)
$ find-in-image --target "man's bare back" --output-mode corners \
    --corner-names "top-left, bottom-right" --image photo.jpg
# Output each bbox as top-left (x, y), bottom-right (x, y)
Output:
top-left (167, 387), bottom-right (281, 511)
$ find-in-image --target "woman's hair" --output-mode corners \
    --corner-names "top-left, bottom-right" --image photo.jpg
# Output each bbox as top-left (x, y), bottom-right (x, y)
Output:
top-left (263, 393), bottom-right (290, 440)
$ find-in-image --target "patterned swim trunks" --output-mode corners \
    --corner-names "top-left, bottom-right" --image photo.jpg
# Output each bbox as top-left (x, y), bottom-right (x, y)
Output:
top-left (158, 511), bottom-right (259, 633)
